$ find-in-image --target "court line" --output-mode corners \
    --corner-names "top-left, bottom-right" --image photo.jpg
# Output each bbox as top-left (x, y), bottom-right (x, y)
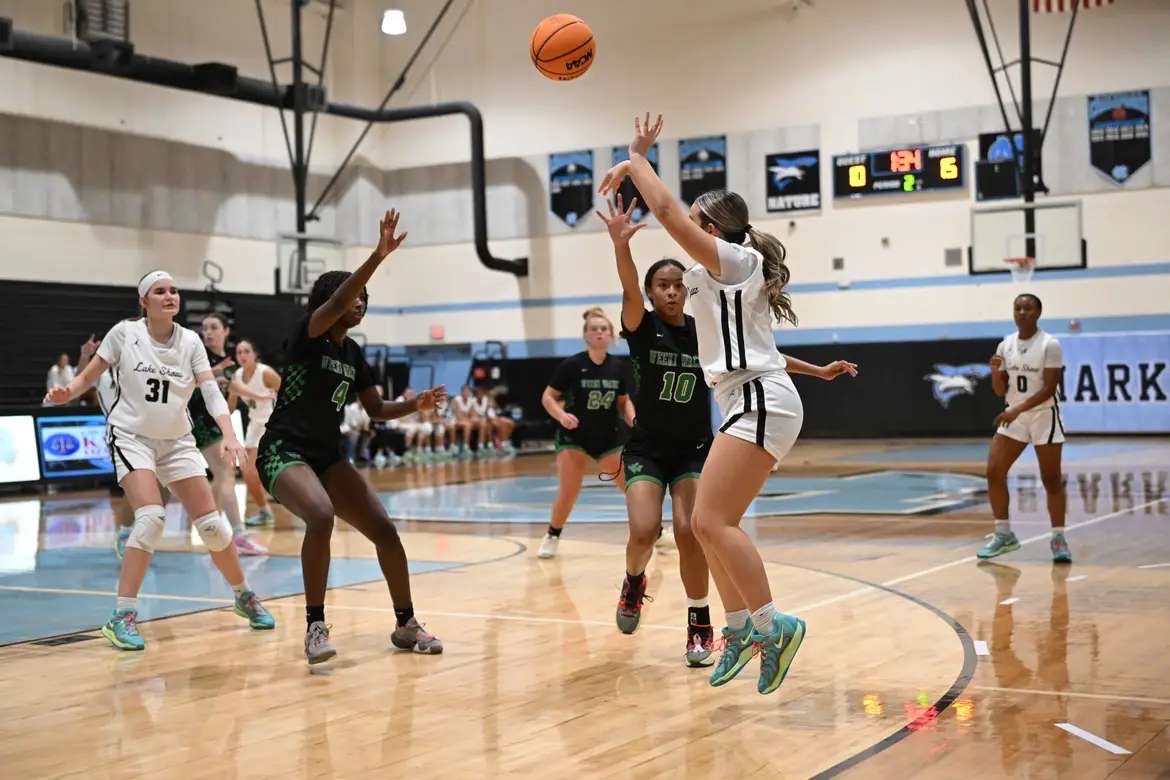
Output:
top-left (0, 585), bottom-right (231, 604)
top-left (1055, 723), bottom-right (1132, 755)
top-left (973, 685), bottom-right (1170, 706)
top-left (1137, 562), bottom-right (1170, 569)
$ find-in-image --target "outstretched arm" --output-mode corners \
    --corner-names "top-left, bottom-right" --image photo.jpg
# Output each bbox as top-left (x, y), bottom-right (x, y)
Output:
top-left (596, 194), bottom-right (648, 333)
top-left (359, 385), bottom-right (448, 421)
top-left (781, 355), bottom-right (859, 381)
top-left (44, 355), bottom-right (108, 405)
top-left (308, 209), bottom-right (407, 338)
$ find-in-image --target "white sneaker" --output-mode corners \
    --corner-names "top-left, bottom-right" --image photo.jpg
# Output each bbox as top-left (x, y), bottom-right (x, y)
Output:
top-left (655, 525), bottom-right (675, 550)
top-left (538, 533), bottom-right (560, 559)
top-left (234, 533), bottom-right (269, 556)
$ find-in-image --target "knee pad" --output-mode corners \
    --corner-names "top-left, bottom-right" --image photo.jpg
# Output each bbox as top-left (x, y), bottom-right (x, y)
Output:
top-left (194, 511), bottom-right (234, 552)
top-left (127, 505), bottom-right (166, 553)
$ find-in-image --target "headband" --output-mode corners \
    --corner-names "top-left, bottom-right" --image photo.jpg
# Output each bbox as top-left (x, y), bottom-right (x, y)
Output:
top-left (138, 270), bottom-right (175, 298)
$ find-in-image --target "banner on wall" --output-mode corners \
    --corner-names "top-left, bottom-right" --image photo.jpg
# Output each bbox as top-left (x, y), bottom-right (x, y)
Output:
top-left (1056, 332), bottom-right (1169, 433)
top-left (1087, 90), bottom-right (1151, 184)
top-left (611, 144), bottom-right (659, 223)
top-left (679, 136), bottom-right (727, 206)
top-left (765, 149), bottom-right (821, 213)
top-left (976, 129), bottom-right (1044, 201)
top-left (549, 150), bottom-right (594, 228)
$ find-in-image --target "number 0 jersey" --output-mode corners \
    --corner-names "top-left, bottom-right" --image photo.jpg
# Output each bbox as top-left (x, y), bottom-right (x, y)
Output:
top-left (96, 319), bottom-right (210, 440)
top-left (264, 316), bottom-right (376, 448)
top-left (996, 329), bottom-right (1063, 410)
top-left (622, 310), bottom-right (710, 444)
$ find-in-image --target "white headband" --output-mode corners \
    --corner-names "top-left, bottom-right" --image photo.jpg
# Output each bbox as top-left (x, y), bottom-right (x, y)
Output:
top-left (138, 270), bottom-right (175, 298)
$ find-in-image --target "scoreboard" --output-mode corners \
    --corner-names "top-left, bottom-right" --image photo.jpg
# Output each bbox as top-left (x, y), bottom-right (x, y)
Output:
top-left (833, 144), bottom-right (965, 197)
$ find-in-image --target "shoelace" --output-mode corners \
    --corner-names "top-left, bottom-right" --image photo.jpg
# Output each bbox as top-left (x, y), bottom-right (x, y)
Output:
top-left (309, 623), bottom-right (332, 647)
top-left (122, 611), bottom-right (139, 633)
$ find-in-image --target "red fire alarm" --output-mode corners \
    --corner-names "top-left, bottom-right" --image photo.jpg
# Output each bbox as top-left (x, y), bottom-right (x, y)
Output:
top-left (429, 324), bottom-right (445, 341)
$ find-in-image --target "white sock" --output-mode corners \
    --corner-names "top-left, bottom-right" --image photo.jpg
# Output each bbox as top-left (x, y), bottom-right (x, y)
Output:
top-left (725, 609), bottom-right (749, 630)
top-left (751, 603), bottom-right (777, 634)
top-left (1052, 528), bottom-right (1065, 540)
top-left (687, 597), bottom-right (708, 609)
top-left (116, 596), bottom-right (137, 612)
top-left (231, 581), bottom-right (249, 596)
top-left (995, 520), bottom-right (1011, 536)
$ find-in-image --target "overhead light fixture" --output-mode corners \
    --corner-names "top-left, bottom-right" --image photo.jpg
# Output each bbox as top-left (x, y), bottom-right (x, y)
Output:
top-left (381, 9), bottom-right (406, 36)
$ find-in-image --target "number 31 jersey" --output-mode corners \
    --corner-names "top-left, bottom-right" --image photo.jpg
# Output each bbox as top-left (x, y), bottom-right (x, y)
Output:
top-left (996, 329), bottom-right (1063, 410)
top-left (96, 319), bottom-right (211, 439)
top-left (264, 316), bottom-right (376, 448)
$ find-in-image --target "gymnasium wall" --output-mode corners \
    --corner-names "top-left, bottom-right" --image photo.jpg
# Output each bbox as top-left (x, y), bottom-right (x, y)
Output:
top-left (1, 0), bottom-right (1169, 351)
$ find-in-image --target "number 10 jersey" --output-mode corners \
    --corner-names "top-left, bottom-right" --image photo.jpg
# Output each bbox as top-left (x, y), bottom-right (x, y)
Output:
top-left (96, 319), bottom-right (211, 440)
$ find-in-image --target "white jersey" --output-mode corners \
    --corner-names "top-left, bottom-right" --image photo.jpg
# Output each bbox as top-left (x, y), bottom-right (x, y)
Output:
top-left (97, 319), bottom-right (210, 440)
top-left (240, 363), bottom-right (275, 427)
top-left (96, 369), bottom-right (117, 415)
top-left (996, 330), bottom-right (1063, 410)
top-left (684, 237), bottom-right (786, 387)
top-left (452, 394), bottom-right (476, 418)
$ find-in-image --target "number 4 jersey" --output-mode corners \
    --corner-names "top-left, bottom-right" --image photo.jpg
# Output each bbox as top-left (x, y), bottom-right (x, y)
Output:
top-left (264, 316), bottom-right (376, 449)
top-left (996, 329), bottom-right (1063, 410)
top-left (548, 351), bottom-right (629, 436)
top-left (96, 318), bottom-right (211, 440)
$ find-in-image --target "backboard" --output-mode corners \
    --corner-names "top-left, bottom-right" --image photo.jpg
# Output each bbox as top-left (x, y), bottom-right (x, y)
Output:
top-left (969, 200), bottom-right (1085, 275)
top-left (275, 233), bottom-right (345, 296)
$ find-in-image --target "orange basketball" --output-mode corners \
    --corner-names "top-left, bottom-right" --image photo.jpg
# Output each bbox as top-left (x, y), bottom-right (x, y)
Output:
top-left (530, 14), bottom-right (595, 81)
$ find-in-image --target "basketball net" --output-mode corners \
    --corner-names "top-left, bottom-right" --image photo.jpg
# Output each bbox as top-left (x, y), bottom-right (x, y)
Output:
top-left (1005, 256), bottom-right (1036, 284)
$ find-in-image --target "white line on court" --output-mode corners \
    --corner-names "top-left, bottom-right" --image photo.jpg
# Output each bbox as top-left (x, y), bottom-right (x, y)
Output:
top-left (973, 640), bottom-right (989, 656)
top-left (1054, 723), bottom-right (1132, 755)
top-left (1137, 562), bottom-right (1170, 569)
top-left (0, 585), bottom-right (231, 604)
top-left (999, 597), bottom-right (1020, 606)
top-left (1065, 574), bottom-right (1088, 582)
top-left (973, 686), bottom-right (1170, 706)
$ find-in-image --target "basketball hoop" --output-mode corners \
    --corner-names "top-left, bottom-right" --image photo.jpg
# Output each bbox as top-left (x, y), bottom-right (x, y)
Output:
top-left (1005, 256), bottom-right (1035, 284)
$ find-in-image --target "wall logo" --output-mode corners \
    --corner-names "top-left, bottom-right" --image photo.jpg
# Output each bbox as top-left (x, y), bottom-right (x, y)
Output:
top-left (45, 433), bottom-right (81, 457)
top-left (765, 149), bottom-right (821, 213)
top-left (924, 363), bottom-right (992, 408)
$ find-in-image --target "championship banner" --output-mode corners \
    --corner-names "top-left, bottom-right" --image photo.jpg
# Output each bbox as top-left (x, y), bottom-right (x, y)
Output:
top-left (1088, 90), bottom-right (1151, 184)
top-left (611, 144), bottom-right (658, 223)
top-left (1056, 332), bottom-right (1169, 433)
top-left (678, 135), bottom-right (727, 206)
top-left (765, 149), bottom-right (821, 213)
top-left (549, 150), bottom-right (594, 228)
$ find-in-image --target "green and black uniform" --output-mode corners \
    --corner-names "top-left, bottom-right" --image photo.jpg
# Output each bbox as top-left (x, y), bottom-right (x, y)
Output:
top-left (257, 317), bottom-right (376, 492)
top-left (549, 351), bottom-right (629, 461)
top-left (621, 310), bottom-right (712, 489)
top-left (188, 347), bottom-right (232, 449)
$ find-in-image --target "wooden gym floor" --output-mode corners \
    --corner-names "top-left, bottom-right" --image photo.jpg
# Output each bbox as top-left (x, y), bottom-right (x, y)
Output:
top-left (0, 437), bottom-right (1167, 778)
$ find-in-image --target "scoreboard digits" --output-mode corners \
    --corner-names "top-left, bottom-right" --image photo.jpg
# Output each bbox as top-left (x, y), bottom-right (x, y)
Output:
top-left (833, 144), bottom-right (965, 198)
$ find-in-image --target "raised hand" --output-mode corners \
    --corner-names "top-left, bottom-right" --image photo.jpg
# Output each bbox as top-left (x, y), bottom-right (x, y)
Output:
top-left (375, 209), bottom-right (408, 259)
top-left (820, 360), bottom-right (859, 381)
top-left (598, 160), bottom-right (631, 197)
top-left (595, 194), bottom-right (646, 245)
top-left (80, 335), bottom-right (100, 359)
top-left (630, 112), bottom-right (663, 157)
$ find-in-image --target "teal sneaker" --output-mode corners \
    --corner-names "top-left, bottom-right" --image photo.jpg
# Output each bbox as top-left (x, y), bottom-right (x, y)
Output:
top-left (114, 526), bottom-right (131, 560)
top-left (977, 531), bottom-right (1021, 559)
top-left (102, 609), bottom-right (145, 651)
top-left (1051, 535), bottom-right (1072, 563)
top-left (753, 613), bottom-right (807, 695)
top-left (234, 590), bottom-right (275, 630)
top-left (245, 508), bottom-right (273, 528)
top-left (709, 622), bottom-right (754, 687)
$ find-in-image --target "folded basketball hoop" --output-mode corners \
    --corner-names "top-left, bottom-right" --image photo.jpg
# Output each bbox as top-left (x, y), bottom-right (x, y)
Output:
top-left (1005, 256), bottom-right (1036, 284)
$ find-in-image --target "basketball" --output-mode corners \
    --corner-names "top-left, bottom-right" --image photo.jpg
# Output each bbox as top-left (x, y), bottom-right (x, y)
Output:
top-left (530, 14), bottom-right (595, 81)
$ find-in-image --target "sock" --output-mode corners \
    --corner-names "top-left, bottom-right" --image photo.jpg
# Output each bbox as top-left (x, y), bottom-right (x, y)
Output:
top-left (687, 598), bottom-right (711, 630)
top-left (259, 505), bottom-right (273, 517)
top-left (751, 603), bottom-right (777, 634)
top-left (306, 605), bottom-right (325, 627)
top-left (725, 609), bottom-right (750, 631)
top-left (115, 596), bottom-right (137, 613)
top-left (625, 572), bottom-right (645, 591)
top-left (231, 580), bottom-right (249, 597)
top-left (394, 606), bottom-right (415, 627)
top-left (547, 525), bottom-right (562, 538)
top-left (995, 520), bottom-right (1011, 536)
top-left (1052, 528), bottom-right (1065, 540)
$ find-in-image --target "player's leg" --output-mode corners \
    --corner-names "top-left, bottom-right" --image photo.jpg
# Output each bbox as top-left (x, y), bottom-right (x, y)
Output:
top-left (541, 448), bottom-right (589, 558)
top-left (167, 474), bottom-right (274, 630)
top-left (979, 433), bottom-right (1029, 559)
top-left (1035, 442), bottom-right (1070, 562)
top-left (669, 476), bottom-right (714, 667)
top-left (597, 447), bottom-right (626, 493)
top-left (618, 475), bottom-right (666, 634)
top-left (267, 460), bottom-right (338, 663)
top-left (242, 447), bottom-right (274, 527)
top-left (202, 441), bottom-right (263, 555)
top-left (322, 460), bottom-right (442, 654)
top-left (104, 468), bottom-right (167, 650)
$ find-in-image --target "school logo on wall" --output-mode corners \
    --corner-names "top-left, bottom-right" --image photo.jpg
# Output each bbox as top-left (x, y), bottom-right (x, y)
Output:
top-left (765, 150), bottom-right (821, 213)
top-left (1088, 90), bottom-right (1151, 184)
top-left (611, 144), bottom-right (659, 223)
top-left (549, 150), bottom-right (594, 227)
top-left (679, 135), bottom-right (727, 206)
top-left (924, 363), bottom-right (993, 409)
